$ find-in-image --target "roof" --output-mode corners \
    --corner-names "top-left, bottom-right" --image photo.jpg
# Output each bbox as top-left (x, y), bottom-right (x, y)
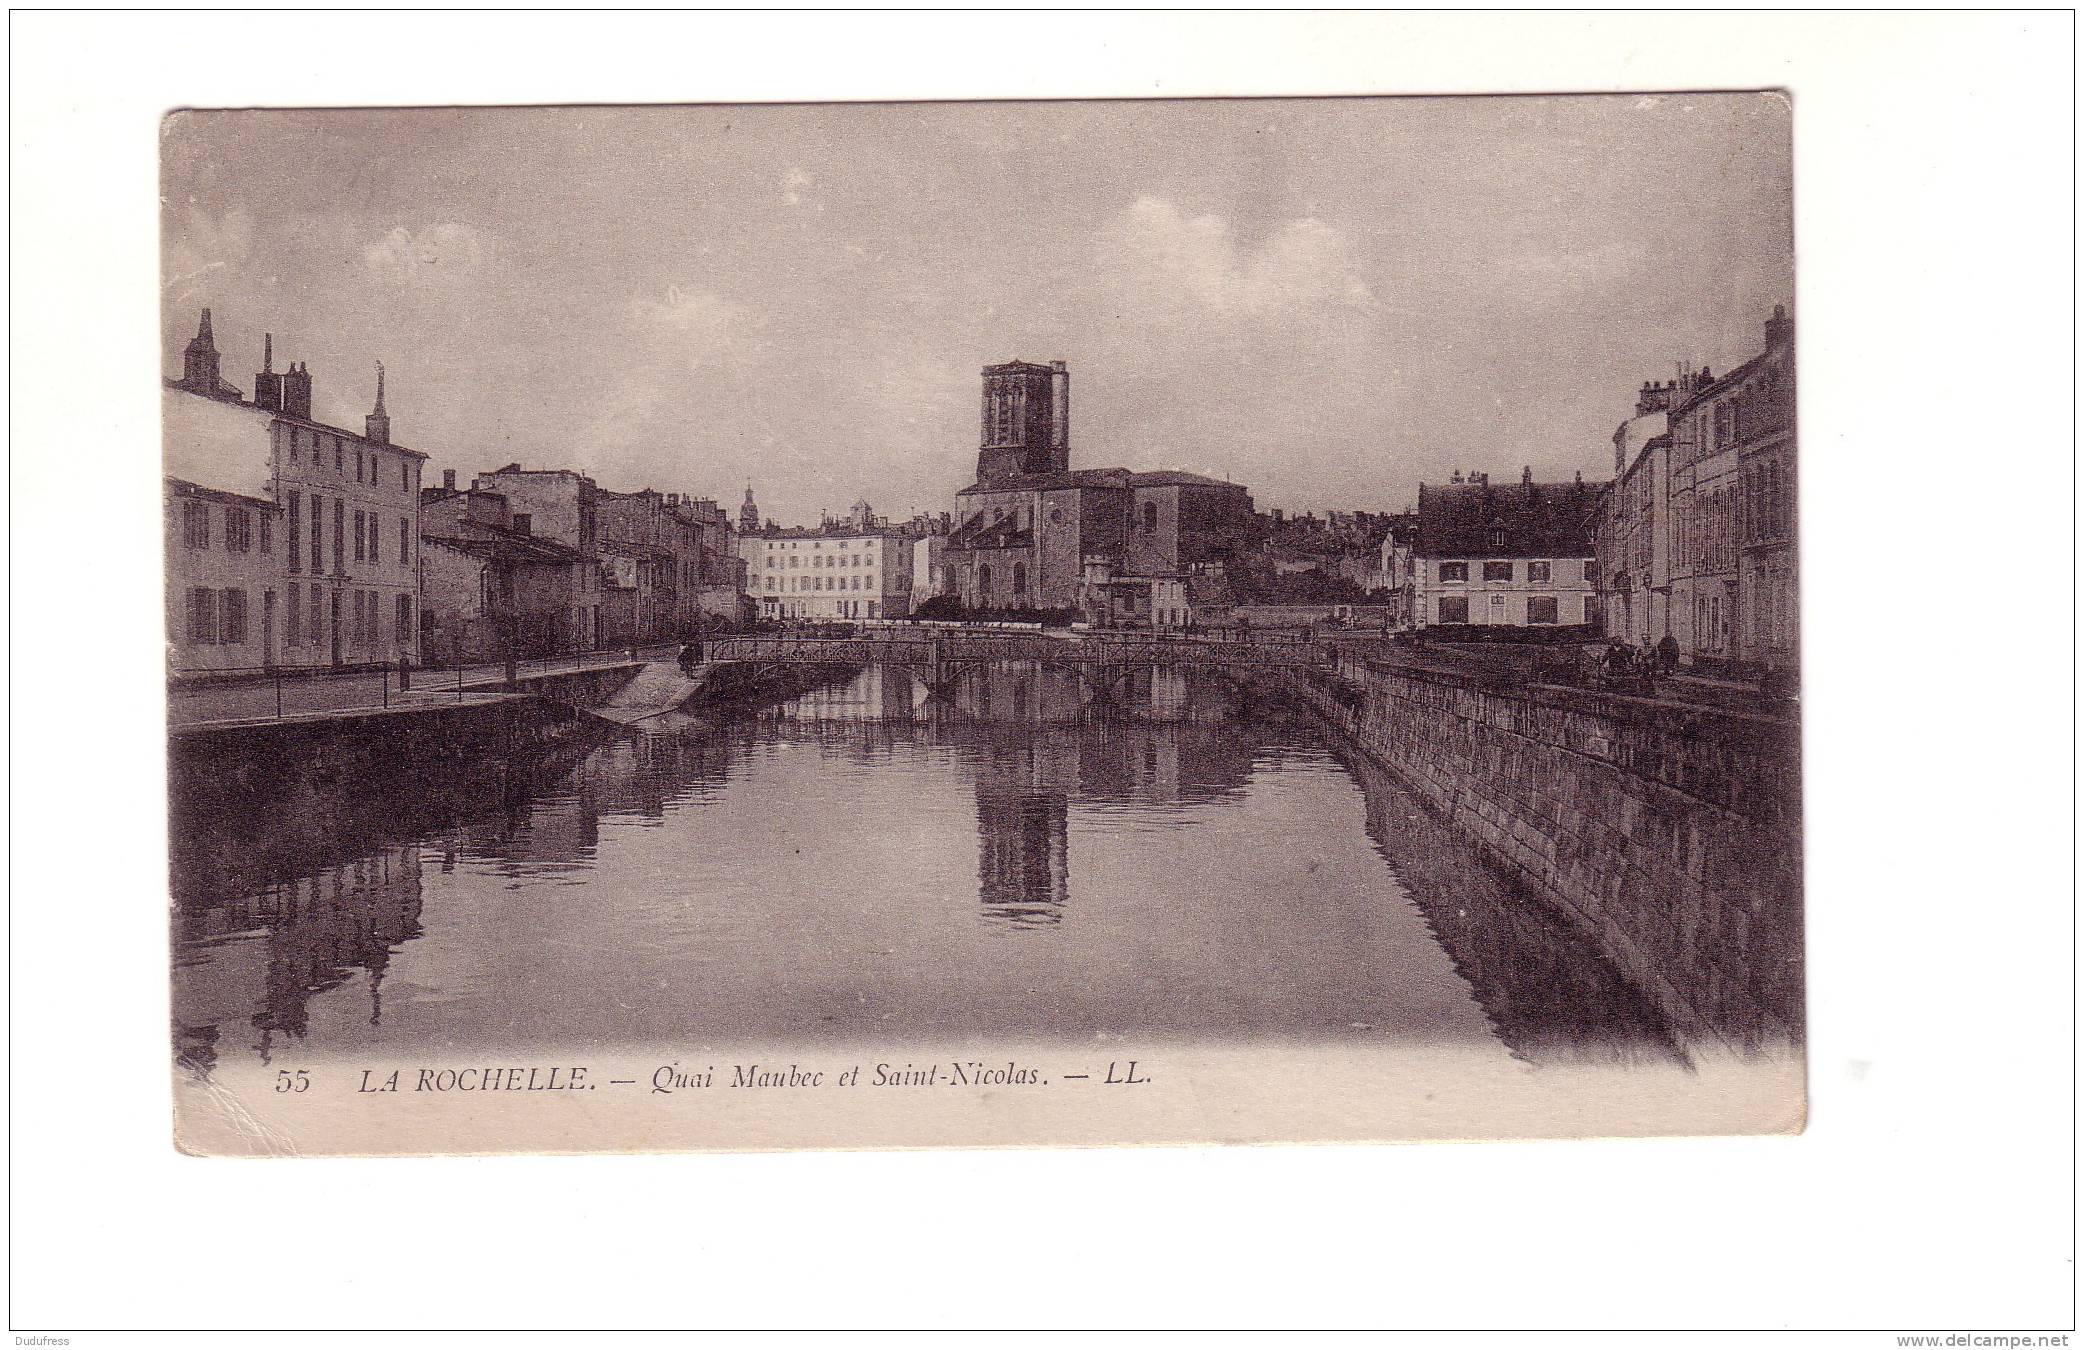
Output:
top-left (165, 476), bottom-right (277, 511)
top-left (947, 513), bottom-right (1033, 550)
top-left (422, 516), bottom-right (593, 566)
top-left (1415, 478), bottom-right (1602, 559)
top-left (957, 466), bottom-right (1243, 495)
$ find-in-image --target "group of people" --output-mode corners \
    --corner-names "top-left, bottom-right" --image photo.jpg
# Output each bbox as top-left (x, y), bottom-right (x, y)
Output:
top-left (1600, 633), bottom-right (1680, 681)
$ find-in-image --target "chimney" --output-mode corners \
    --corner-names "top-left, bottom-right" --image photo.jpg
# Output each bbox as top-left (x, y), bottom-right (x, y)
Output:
top-left (1522, 465), bottom-right (1533, 486)
top-left (443, 469), bottom-right (457, 491)
top-left (1765, 302), bottom-right (1792, 349)
top-left (365, 361), bottom-right (391, 445)
top-left (253, 333), bottom-right (284, 412)
top-left (282, 361), bottom-right (313, 420)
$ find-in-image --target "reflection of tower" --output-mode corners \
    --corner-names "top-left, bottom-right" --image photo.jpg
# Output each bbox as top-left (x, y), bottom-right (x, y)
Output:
top-left (977, 359), bottom-right (1070, 483)
top-left (974, 746), bottom-right (1070, 928)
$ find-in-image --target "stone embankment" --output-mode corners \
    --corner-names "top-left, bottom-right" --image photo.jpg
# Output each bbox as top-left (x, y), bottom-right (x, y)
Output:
top-left (1280, 652), bottom-right (1803, 1051)
top-left (168, 659), bottom-right (857, 900)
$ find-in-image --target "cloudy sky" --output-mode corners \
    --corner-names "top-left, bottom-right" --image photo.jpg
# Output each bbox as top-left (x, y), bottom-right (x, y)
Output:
top-left (162, 97), bottom-right (1791, 523)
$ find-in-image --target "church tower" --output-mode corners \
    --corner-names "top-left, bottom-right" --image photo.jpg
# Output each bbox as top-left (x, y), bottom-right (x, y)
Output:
top-left (740, 484), bottom-right (760, 533)
top-left (977, 359), bottom-right (1070, 483)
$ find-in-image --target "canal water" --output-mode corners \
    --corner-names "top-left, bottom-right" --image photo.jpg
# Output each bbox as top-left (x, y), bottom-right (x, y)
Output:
top-left (171, 664), bottom-right (1679, 1079)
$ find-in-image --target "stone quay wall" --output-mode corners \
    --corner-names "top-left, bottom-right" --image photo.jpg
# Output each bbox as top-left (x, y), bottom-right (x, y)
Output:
top-left (1284, 656), bottom-right (1803, 1050)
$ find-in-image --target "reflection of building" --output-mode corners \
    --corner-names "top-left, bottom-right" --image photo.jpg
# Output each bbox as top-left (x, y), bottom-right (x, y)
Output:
top-left (172, 845), bottom-right (426, 1073)
top-left (941, 361), bottom-right (1257, 622)
top-left (165, 311), bottom-right (427, 672)
top-left (1412, 468), bottom-right (1601, 631)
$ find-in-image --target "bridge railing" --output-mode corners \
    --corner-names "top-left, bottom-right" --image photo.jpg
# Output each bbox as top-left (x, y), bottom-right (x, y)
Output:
top-left (703, 632), bottom-right (1337, 669)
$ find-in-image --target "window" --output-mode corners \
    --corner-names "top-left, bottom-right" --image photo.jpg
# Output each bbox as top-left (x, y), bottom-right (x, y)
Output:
top-left (310, 496), bottom-right (324, 574)
top-left (1581, 559), bottom-right (1596, 584)
top-left (225, 508), bottom-right (252, 553)
top-left (1488, 528), bottom-right (1507, 550)
top-left (308, 584), bottom-right (323, 642)
top-left (1527, 595), bottom-right (1559, 625)
top-left (1528, 561), bottom-right (1551, 583)
top-left (187, 587), bottom-right (218, 643)
top-left (399, 517), bottom-right (411, 565)
top-left (286, 586), bottom-right (301, 647)
top-left (288, 427), bottom-right (300, 461)
top-left (354, 511), bottom-right (366, 562)
top-left (221, 588), bottom-right (248, 644)
top-left (261, 513), bottom-right (273, 554)
top-left (1437, 596), bottom-right (1469, 624)
top-left (368, 513), bottom-right (380, 564)
top-left (356, 450), bottom-right (364, 482)
top-left (979, 564), bottom-right (993, 593)
top-left (183, 501), bottom-right (210, 549)
top-left (1482, 561), bottom-right (1513, 582)
top-left (353, 590), bottom-right (366, 646)
top-left (1012, 562), bottom-right (1027, 597)
top-left (334, 438), bottom-right (344, 473)
top-left (1143, 502), bottom-right (1158, 534)
top-left (1438, 562), bottom-right (1467, 583)
top-left (288, 494), bottom-right (301, 571)
top-left (333, 498), bottom-right (345, 573)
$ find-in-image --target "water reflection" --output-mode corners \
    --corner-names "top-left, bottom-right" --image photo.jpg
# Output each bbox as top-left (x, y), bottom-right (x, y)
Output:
top-left (170, 661), bottom-right (1683, 1074)
top-left (173, 846), bottom-right (425, 1074)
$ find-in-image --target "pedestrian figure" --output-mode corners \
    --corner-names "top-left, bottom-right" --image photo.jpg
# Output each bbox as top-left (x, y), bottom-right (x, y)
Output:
top-left (676, 643), bottom-right (696, 677)
top-left (1656, 633), bottom-right (1680, 676)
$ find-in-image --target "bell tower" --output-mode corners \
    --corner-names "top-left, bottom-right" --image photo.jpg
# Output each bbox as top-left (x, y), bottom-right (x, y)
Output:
top-left (977, 359), bottom-right (1069, 483)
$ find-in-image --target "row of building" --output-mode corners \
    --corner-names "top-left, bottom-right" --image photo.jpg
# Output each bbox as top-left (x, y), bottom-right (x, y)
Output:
top-left (165, 302), bottom-right (1794, 677)
top-left (1593, 303), bottom-right (1798, 675)
top-left (164, 310), bottom-right (752, 674)
top-left (1369, 301), bottom-right (1797, 679)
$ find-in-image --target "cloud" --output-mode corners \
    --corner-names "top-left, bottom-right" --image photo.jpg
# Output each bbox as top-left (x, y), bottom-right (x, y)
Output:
top-left (361, 222), bottom-right (489, 283)
top-left (626, 284), bottom-right (758, 370)
top-left (1095, 196), bottom-right (1376, 324)
top-left (164, 205), bottom-right (256, 303)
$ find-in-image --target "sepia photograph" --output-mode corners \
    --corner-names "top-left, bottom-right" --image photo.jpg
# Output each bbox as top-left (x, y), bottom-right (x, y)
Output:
top-left (160, 94), bottom-right (1805, 1155)
top-left (9, 7), bottom-right (2076, 1340)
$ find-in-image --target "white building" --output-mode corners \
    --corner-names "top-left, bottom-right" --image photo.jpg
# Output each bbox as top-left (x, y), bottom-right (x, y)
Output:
top-left (739, 526), bottom-right (915, 620)
top-left (165, 311), bottom-right (426, 673)
top-left (1412, 470), bottom-right (1602, 631)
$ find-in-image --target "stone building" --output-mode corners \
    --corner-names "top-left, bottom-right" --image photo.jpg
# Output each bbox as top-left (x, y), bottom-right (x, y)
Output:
top-left (1364, 511), bottom-right (1420, 627)
top-left (941, 360), bottom-right (1256, 625)
top-left (470, 465), bottom-right (613, 648)
top-left (164, 311), bottom-right (425, 673)
top-left (1594, 385), bottom-right (1675, 649)
top-left (740, 522), bottom-right (915, 621)
top-left (417, 481), bottom-right (596, 663)
top-left (1411, 468), bottom-right (1602, 631)
top-left (1664, 304), bottom-right (1797, 674)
